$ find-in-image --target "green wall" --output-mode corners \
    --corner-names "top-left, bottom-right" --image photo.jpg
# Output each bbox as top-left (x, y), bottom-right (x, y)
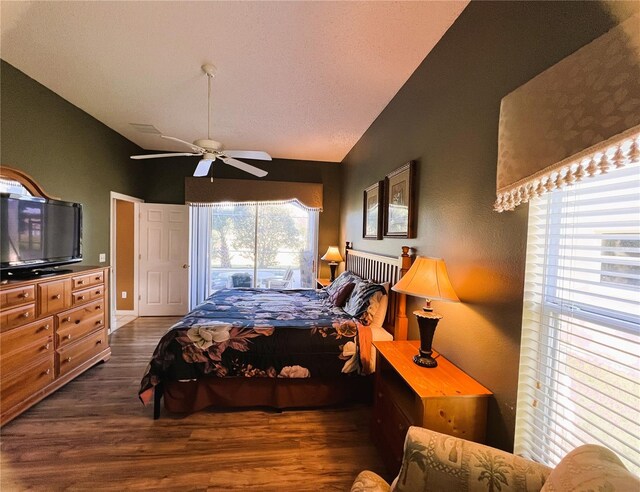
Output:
top-left (340, 1), bottom-right (634, 450)
top-left (140, 156), bottom-right (342, 278)
top-left (1, 60), bottom-right (145, 267)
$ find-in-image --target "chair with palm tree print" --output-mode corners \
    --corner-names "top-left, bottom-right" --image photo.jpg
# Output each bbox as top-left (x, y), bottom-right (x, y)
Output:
top-left (351, 426), bottom-right (638, 492)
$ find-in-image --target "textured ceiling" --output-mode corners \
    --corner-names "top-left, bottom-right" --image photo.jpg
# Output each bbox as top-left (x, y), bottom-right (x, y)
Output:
top-left (1, 1), bottom-right (468, 162)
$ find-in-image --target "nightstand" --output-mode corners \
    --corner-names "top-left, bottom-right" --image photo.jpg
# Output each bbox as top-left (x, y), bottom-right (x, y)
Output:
top-left (315, 278), bottom-right (331, 288)
top-left (371, 340), bottom-right (492, 473)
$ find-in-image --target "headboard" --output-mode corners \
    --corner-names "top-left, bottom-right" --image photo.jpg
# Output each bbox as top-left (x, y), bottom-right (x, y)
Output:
top-left (344, 242), bottom-right (414, 340)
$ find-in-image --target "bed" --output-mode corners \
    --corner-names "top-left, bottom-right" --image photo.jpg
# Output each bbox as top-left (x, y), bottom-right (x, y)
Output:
top-left (139, 244), bottom-right (414, 418)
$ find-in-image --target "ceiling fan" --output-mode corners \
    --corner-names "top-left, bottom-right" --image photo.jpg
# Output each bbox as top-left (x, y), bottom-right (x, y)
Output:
top-left (130, 64), bottom-right (270, 178)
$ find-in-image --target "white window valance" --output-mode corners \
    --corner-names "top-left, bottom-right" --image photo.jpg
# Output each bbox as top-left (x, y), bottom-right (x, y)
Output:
top-left (495, 15), bottom-right (640, 212)
top-left (185, 177), bottom-right (323, 211)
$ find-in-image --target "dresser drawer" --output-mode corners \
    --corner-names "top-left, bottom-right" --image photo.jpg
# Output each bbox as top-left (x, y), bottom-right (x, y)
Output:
top-left (72, 285), bottom-right (104, 306)
top-left (0, 357), bottom-right (54, 414)
top-left (1, 337), bottom-right (54, 377)
top-left (38, 279), bottom-right (72, 317)
top-left (0, 316), bottom-right (53, 355)
top-left (72, 271), bottom-right (104, 290)
top-left (57, 331), bottom-right (107, 377)
top-left (57, 299), bottom-right (105, 328)
top-left (57, 313), bottom-right (104, 348)
top-left (0, 303), bottom-right (37, 332)
top-left (372, 382), bottom-right (413, 469)
top-left (0, 285), bottom-right (35, 309)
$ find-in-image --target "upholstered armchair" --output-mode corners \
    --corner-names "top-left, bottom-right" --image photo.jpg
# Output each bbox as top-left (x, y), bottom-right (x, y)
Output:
top-left (352, 426), bottom-right (639, 492)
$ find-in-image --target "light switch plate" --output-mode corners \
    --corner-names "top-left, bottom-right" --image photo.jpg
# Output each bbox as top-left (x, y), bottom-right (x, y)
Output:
top-left (99, 253), bottom-right (106, 263)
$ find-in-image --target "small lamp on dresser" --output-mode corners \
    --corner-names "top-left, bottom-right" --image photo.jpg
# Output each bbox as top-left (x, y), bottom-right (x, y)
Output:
top-left (391, 256), bottom-right (459, 368)
top-left (321, 246), bottom-right (344, 282)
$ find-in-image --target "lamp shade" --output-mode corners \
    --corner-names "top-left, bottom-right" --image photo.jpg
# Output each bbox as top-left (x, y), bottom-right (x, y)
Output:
top-left (321, 246), bottom-right (343, 263)
top-left (391, 256), bottom-right (459, 302)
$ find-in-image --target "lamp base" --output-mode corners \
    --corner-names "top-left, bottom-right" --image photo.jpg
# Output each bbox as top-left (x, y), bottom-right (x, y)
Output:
top-left (329, 263), bottom-right (338, 282)
top-left (413, 309), bottom-right (442, 369)
top-left (413, 353), bottom-right (438, 368)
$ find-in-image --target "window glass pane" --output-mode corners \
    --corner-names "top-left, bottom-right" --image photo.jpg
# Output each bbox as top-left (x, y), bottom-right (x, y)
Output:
top-left (515, 161), bottom-right (640, 474)
top-left (210, 203), bottom-right (256, 289)
top-left (208, 201), bottom-right (318, 290)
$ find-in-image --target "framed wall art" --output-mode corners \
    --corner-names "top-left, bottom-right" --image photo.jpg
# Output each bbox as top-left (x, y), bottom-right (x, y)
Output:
top-left (363, 181), bottom-right (383, 240)
top-left (383, 161), bottom-right (416, 238)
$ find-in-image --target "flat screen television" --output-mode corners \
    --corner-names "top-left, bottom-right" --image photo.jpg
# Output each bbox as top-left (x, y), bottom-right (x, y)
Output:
top-left (0, 193), bottom-right (82, 275)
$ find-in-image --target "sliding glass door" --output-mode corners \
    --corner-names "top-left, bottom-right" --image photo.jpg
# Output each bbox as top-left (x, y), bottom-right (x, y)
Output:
top-left (208, 201), bottom-right (318, 291)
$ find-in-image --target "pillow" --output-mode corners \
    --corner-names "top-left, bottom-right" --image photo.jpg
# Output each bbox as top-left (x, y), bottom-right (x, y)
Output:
top-left (324, 271), bottom-right (361, 298)
top-left (329, 281), bottom-right (356, 307)
top-left (540, 444), bottom-right (639, 492)
top-left (370, 282), bottom-right (390, 327)
top-left (343, 280), bottom-right (386, 323)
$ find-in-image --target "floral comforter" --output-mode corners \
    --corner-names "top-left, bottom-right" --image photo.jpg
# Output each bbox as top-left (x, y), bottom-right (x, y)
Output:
top-left (139, 288), bottom-right (370, 404)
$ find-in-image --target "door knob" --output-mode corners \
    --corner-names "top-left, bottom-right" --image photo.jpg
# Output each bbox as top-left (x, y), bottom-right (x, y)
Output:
top-left (182, 264), bottom-right (190, 269)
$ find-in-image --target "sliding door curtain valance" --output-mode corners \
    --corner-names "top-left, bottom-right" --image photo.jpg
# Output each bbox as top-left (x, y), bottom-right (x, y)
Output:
top-left (185, 177), bottom-right (323, 211)
top-left (495, 14), bottom-right (640, 212)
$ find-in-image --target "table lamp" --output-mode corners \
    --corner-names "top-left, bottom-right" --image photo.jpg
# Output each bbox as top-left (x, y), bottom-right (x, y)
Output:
top-left (391, 256), bottom-right (459, 367)
top-left (321, 246), bottom-right (344, 281)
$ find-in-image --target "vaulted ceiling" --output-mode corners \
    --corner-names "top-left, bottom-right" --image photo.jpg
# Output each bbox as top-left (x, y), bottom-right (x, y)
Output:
top-left (1, 1), bottom-right (468, 162)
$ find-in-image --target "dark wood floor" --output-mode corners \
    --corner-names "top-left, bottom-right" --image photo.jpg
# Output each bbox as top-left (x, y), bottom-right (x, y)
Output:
top-left (0, 317), bottom-right (386, 491)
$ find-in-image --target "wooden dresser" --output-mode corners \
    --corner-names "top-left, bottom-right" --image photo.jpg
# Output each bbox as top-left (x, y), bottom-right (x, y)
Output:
top-left (372, 340), bottom-right (492, 473)
top-left (0, 266), bottom-right (111, 425)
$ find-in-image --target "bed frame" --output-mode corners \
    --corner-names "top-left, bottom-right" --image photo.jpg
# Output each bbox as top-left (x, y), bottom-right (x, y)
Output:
top-left (154, 244), bottom-right (415, 418)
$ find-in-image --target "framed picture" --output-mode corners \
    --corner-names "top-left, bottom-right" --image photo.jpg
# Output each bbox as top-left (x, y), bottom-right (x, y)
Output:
top-left (384, 161), bottom-right (416, 238)
top-left (363, 181), bottom-right (383, 239)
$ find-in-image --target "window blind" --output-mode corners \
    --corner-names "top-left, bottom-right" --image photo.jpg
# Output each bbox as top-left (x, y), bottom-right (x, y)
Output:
top-left (515, 161), bottom-right (640, 474)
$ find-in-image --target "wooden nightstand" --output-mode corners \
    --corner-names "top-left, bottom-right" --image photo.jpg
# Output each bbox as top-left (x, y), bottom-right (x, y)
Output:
top-left (371, 340), bottom-right (492, 472)
top-left (315, 278), bottom-right (331, 288)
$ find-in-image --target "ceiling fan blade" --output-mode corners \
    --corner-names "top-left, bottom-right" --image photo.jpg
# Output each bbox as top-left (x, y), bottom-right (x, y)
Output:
top-left (220, 157), bottom-right (268, 177)
top-left (131, 152), bottom-right (200, 160)
top-left (160, 135), bottom-right (205, 153)
top-left (223, 150), bottom-right (272, 161)
top-left (193, 159), bottom-right (214, 177)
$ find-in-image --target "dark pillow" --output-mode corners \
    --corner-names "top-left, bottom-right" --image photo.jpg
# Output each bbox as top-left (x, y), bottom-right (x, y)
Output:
top-left (343, 280), bottom-right (386, 320)
top-left (324, 271), bottom-right (361, 297)
top-left (329, 281), bottom-right (356, 308)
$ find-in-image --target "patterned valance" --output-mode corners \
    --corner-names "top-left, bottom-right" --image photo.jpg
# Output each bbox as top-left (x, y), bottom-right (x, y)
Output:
top-left (495, 15), bottom-right (640, 212)
top-left (185, 177), bottom-right (323, 211)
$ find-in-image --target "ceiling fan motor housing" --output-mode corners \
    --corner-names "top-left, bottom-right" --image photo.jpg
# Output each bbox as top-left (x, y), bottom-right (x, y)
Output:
top-left (194, 139), bottom-right (223, 152)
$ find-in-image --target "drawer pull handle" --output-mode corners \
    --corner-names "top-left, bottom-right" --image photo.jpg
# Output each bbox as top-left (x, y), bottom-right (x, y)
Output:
top-left (66, 357), bottom-right (72, 363)
top-left (44, 324), bottom-right (50, 331)
top-left (78, 296), bottom-right (85, 300)
top-left (95, 320), bottom-right (102, 326)
top-left (78, 280), bottom-right (84, 285)
top-left (20, 292), bottom-right (30, 298)
top-left (75, 319), bottom-right (81, 324)
top-left (95, 276), bottom-right (101, 281)
top-left (22, 312), bottom-right (30, 318)
top-left (64, 317), bottom-right (71, 323)
top-left (95, 290), bottom-right (100, 295)
top-left (97, 339), bottom-right (103, 345)
top-left (43, 368), bottom-right (51, 376)
top-left (96, 305), bottom-right (102, 310)
top-left (65, 334), bottom-right (72, 340)
top-left (44, 343), bottom-right (50, 350)
top-left (53, 294), bottom-right (61, 300)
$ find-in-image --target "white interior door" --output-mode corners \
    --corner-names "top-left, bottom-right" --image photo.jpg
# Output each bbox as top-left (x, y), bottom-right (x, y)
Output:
top-left (139, 203), bottom-right (189, 316)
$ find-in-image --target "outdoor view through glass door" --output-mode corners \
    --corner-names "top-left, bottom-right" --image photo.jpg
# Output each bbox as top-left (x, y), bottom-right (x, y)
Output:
top-left (209, 202), bottom-right (318, 291)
